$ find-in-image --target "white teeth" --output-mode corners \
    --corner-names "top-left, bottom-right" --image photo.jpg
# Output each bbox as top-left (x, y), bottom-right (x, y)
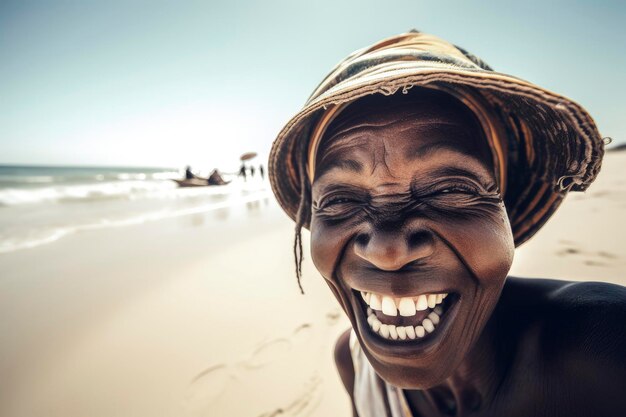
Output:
top-left (369, 293), bottom-right (382, 310)
top-left (381, 296), bottom-right (398, 316)
top-left (416, 295), bottom-right (428, 311)
top-left (422, 318), bottom-right (435, 333)
top-left (363, 291), bottom-right (449, 340)
top-left (427, 294), bottom-right (437, 308)
top-left (372, 319), bottom-right (381, 332)
top-left (388, 325), bottom-right (398, 340)
top-left (405, 326), bottom-right (416, 339)
top-left (415, 325), bottom-right (425, 338)
top-left (379, 324), bottom-right (390, 338)
top-left (428, 311), bottom-right (440, 325)
top-left (398, 297), bottom-right (417, 317)
top-left (363, 292), bottom-right (449, 314)
top-left (396, 326), bottom-right (407, 340)
top-left (366, 309), bottom-right (440, 341)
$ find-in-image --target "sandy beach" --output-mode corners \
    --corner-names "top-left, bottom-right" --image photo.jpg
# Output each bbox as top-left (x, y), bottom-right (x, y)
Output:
top-left (1, 152), bottom-right (625, 417)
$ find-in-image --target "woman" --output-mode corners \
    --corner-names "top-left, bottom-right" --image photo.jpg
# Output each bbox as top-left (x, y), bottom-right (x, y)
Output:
top-left (268, 30), bottom-right (626, 416)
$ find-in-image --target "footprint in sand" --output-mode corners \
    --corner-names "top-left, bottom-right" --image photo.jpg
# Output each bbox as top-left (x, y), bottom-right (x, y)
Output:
top-left (292, 323), bottom-right (314, 345)
top-left (183, 364), bottom-right (233, 411)
top-left (325, 308), bottom-right (342, 326)
top-left (591, 190), bottom-right (610, 198)
top-left (185, 324), bottom-right (324, 411)
top-left (557, 247), bottom-right (581, 256)
top-left (241, 323), bottom-right (320, 370)
top-left (584, 260), bottom-right (608, 267)
top-left (243, 338), bottom-right (293, 369)
top-left (257, 375), bottom-right (323, 417)
top-left (556, 241), bottom-right (619, 267)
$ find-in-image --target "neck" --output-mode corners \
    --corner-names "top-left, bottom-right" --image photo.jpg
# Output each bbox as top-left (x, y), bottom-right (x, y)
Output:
top-left (404, 310), bottom-right (512, 415)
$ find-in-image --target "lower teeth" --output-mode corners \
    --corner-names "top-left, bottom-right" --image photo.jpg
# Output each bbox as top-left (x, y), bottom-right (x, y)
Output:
top-left (368, 305), bottom-right (443, 341)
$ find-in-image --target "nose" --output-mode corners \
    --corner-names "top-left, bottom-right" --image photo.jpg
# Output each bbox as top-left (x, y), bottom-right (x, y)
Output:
top-left (354, 225), bottom-right (435, 271)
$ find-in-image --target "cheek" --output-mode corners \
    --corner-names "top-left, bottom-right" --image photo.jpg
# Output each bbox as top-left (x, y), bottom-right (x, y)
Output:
top-left (310, 217), bottom-right (354, 282)
top-left (434, 204), bottom-right (514, 286)
top-left (310, 217), bottom-right (362, 318)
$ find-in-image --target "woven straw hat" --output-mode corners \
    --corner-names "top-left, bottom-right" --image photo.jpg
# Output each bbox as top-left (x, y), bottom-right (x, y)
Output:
top-left (268, 30), bottom-right (604, 246)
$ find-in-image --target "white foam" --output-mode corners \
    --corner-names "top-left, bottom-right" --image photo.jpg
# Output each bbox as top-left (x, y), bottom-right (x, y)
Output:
top-left (0, 189), bottom-right (271, 254)
top-left (0, 179), bottom-right (190, 206)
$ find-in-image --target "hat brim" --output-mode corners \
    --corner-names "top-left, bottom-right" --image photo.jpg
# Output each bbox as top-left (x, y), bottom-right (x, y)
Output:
top-left (269, 58), bottom-right (603, 246)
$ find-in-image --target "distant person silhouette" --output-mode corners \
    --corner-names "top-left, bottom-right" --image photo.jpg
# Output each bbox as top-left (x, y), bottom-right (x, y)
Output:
top-left (207, 169), bottom-right (227, 185)
top-left (185, 166), bottom-right (195, 180)
top-left (259, 164), bottom-right (265, 180)
top-left (250, 165), bottom-right (256, 178)
top-left (239, 164), bottom-right (247, 181)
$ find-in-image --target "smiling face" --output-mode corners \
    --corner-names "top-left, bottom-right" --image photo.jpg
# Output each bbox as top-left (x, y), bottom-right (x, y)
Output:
top-left (309, 89), bottom-right (515, 388)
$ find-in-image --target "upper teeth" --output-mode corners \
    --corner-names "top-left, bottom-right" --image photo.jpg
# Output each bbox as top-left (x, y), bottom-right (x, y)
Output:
top-left (361, 291), bottom-right (448, 317)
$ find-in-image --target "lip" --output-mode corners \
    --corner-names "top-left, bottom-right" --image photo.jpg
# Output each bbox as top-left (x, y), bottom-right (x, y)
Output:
top-left (350, 287), bottom-right (463, 358)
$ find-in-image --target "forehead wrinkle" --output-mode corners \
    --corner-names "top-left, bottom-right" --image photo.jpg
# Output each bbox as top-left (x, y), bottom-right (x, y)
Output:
top-left (393, 120), bottom-right (464, 134)
top-left (375, 137), bottom-right (401, 180)
top-left (320, 118), bottom-right (461, 166)
top-left (317, 136), bottom-right (370, 168)
top-left (314, 158), bottom-right (365, 181)
top-left (326, 116), bottom-right (462, 141)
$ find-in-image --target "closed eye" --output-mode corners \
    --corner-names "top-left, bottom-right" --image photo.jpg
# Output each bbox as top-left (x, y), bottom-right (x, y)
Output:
top-left (323, 196), bottom-right (360, 207)
top-left (437, 184), bottom-right (478, 195)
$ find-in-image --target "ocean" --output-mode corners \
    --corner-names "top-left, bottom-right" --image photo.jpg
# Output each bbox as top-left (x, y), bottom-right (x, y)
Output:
top-left (0, 165), bottom-right (269, 254)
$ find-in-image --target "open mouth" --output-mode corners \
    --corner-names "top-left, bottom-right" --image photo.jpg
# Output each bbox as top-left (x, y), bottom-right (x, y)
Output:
top-left (357, 290), bottom-right (458, 342)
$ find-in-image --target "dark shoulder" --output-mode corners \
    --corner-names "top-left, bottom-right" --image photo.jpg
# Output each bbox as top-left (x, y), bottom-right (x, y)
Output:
top-left (497, 278), bottom-right (626, 413)
top-left (540, 279), bottom-right (626, 360)
top-left (500, 276), bottom-right (626, 316)
top-left (501, 278), bottom-right (626, 400)
top-left (501, 277), bottom-right (626, 354)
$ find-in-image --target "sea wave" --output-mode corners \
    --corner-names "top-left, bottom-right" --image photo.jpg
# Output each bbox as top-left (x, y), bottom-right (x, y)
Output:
top-left (0, 188), bottom-right (270, 254)
top-left (0, 176), bottom-right (231, 206)
top-left (0, 175), bottom-right (56, 184)
top-left (0, 167), bottom-right (181, 189)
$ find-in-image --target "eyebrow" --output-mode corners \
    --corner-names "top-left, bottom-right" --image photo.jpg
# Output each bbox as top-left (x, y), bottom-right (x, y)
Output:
top-left (425, 165), bottom-right (491, 185)
top-left (315, 158), bottom-right (364, 178)
top-left (407, 141), bottom-right (478, 160)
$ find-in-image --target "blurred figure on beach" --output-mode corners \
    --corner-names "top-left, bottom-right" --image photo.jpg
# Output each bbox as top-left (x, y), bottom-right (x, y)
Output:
top-left (238, 164), bottom-right (247, 181)
top-left (259, 164), bottom-right (265, 180)
top-left (185, 165), bottom-right (195, 180)
top-left (249, 165), bottom-right (256, 178)
top-left (207, 169), bottom-right (228, 185)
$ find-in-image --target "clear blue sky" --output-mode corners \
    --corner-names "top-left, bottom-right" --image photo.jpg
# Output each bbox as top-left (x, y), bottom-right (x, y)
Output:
top-left (1, 0), bottom-right (624, 169)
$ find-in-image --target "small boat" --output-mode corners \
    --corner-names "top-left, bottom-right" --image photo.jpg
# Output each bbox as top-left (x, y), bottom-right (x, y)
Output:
top-left (172, 176), bottom-right (231, 188)
top-left (173, 178), bottom-right (212, 187)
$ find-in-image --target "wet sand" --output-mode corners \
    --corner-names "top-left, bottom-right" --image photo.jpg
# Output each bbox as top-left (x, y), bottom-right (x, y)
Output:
top-left (1, 153), bottom-right (625, 416)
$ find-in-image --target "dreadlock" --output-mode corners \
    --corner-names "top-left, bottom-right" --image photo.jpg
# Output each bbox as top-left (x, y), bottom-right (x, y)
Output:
top-left (293, 130), bottom-right (313, 295)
